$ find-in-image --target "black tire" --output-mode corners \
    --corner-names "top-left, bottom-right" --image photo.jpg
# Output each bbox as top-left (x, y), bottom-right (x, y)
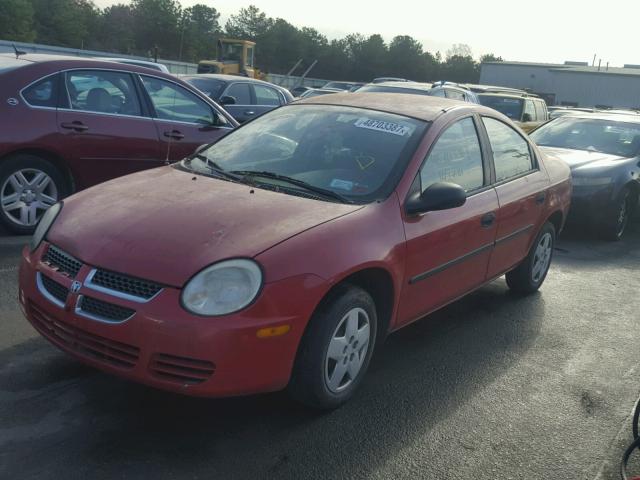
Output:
top-left (0, 154), bottom-right (68, 235)
top-left (506, 222), bottom-right (556, 294)
top-left (288, 285), bottom-right (378, 410)
top-left (601, 187), bottom-right (632, 241)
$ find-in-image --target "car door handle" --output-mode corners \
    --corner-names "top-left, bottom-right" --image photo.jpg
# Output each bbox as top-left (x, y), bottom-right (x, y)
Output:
top-left (164, 130), bottom-right (184, 140)
top-left (481, 212), bottom-right (496, 228)
top-left (244, 111), bottom-right (255, 115)
top-left (535, 192), bottom-right (546, 205)
top-left (61, 121), bottom-right (88, 132)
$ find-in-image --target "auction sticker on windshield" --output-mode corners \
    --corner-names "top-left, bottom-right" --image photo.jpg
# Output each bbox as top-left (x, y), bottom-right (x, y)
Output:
top-left (354, 118), bottom-right (413, 136)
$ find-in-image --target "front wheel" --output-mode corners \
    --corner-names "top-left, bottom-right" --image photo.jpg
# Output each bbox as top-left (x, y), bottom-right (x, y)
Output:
top-left (601, 187), bottom-right (632, 241)
top-left (506, 222), bottom-right (556, 294)
top-left (288, 285), bottom-right (377, 410)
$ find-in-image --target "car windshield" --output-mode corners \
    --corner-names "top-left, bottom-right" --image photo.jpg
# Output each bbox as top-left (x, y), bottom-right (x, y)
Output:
top-left (530, 117), bottom-right (640, 157)
top-left (184, 77), bottom-right (226, 98)
top-left (478, 95), bottom-right (524, 120)
top-left (300, 90), bottom-right (336, 98)
top-left (324, 82), bottom-right (353, 90)
top-left (184, 105), bottom-right (426, 203)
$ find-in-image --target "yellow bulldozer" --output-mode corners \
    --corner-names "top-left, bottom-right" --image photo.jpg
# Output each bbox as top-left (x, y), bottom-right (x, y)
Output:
top-left (197, 38), bottom-right (260, 78)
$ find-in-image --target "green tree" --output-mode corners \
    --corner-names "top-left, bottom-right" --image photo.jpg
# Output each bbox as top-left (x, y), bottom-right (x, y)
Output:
top-left (96, 4), bottom-right (135, 54)
top-left (259, 18), bottom-right (302, 73)
top-left (224, 5), bottom-right (273, 40)
top-left (442, 55), bottom-right (479, 83)
top-left (31, 0), bottom-right (99, 48)
top-left (387, 35), bottom-right (424, 81)
top-left (131, 0), bottom-right (181, 59)
top-left (480, 53), bottom-right (503, 63)
top-left (446, 43), bottom-right (472, 60)
top-left (0, 0), bottom-right (36, 42)
top-left (180, 4), bottom-right (221, 62)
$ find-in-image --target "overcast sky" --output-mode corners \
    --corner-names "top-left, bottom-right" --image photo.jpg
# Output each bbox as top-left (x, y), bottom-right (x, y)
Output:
top-left (93, 0), bottom-right (640, 67)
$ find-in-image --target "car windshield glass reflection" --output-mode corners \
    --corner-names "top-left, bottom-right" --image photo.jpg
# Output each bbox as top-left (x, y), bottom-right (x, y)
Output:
top-left (185, 105), bottom-right (426, 203)
top-left (531, 117), bottom-right (640, 157)
top-left (478, 95), bottom-right (524, 120)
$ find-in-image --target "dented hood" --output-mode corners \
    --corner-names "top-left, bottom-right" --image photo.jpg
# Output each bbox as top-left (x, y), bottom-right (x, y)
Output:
top-left (47, 167), bottom-right (362, 286)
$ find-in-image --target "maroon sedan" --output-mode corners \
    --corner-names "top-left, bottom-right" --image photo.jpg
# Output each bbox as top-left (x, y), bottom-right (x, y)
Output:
top-left (19, 94), bottom-right (571, 409)
top-left (0, 54), bottom-right (237, 234)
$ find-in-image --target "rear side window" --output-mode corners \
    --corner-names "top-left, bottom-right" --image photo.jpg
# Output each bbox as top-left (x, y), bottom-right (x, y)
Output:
top-left (523, 100), bottom-right (536, 121)
top-left (446, 89), bottom-right (465, 101)
top-left (224, 83), bottom-right (252, 104)
top-left (420, 117), bottom-right (484, 192)
top-left (22, 75), bottom-right (59, 108)
top-left (429, 88), bottom-right (446, 98)
top-left (482, 117), bottom-right (534, 182)
top-left (254, 85), bottom-right (281, 106)
top-left (66, 70), bottom-right (141, 116)
top-left (534, 100), bottom-right (547, 121)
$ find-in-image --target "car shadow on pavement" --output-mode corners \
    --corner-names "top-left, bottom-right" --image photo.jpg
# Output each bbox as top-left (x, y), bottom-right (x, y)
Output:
top-left (0, 280), bottom-right (544, 480)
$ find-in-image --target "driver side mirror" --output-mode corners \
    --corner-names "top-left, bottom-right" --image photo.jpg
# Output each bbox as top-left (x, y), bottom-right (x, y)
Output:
top-left (219, 95), bottom-right (237, 105)
top-left (522, 113), bottom-right (533, 122)
top-left (405, 182), bottom-right (467, 216)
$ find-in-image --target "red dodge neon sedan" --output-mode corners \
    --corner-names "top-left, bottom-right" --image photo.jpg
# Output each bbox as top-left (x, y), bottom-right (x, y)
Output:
top-left (18, 93), bottom-right (571, 409)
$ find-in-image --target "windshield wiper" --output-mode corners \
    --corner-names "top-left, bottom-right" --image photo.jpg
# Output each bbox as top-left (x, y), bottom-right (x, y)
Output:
top-left (230, 170), bottom-right (354, 204)
top-left (189, 154), bottom-right (246, 182)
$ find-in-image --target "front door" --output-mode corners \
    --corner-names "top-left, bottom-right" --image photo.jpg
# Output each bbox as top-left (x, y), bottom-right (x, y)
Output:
top-left (139, 75), bottom-right (234, 162)
top-left (58, 69), bottom-right (162, 189)
top-left (397, 116), bottom-right (499, 327)
top-left (480, 116), bottom-right (549, 278)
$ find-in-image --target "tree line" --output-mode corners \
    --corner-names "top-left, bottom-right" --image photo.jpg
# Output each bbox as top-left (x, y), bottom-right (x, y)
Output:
top-left (0, 0), bottom-right (502, 82)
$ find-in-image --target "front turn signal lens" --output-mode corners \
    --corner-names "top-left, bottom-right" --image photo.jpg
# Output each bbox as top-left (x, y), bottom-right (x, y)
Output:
top-left (256, 325), bottom-right (291, 338)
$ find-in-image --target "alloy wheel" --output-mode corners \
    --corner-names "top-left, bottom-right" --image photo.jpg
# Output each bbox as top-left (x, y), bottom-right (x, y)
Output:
top-left (324, 307), bottom-right (371, 393)
top-left (532, 232), bottom-right (553, 283)
top-left (0, 168), bottom-right (58, 227)
top-left (615, 193), bottom-right (630, 239)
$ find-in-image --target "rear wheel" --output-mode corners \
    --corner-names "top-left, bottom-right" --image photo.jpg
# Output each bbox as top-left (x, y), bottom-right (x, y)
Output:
top-left (288, 285), bottom-right (377, 410)
top-left (0, 154), bottom-right (68, 235)
top-left (506, 222), bottom-right (556, 294)
top-left (601, 187), bottom-right (632, 241)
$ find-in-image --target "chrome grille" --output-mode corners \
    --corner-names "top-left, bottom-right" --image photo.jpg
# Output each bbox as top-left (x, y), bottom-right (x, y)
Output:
top-left (90, 269), bottom-right (163, 300)
top-left (40, 274), bottom-right (68, 305)
top-left (78, 296), bottom-right (135, 322)
top-left (43, 245), bottom-right (82, 278)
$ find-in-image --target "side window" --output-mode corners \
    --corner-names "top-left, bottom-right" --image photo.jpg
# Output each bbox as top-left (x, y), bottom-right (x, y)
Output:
top-left (66, 70), bottom-right (141, 116)
top-left (534, 100), bottom-right (546, 121)
top-left (523, 99), bottom-right (536, 121)
top-left (420, 117), bottom-right (484, 192)
top-left (141, 76), bottom-right (215, 125)
top-left (22, 74), bottom-right (59, 108)
top-left (482, 117), bottom-right (534, 182)
top-left (429, 88), bottom-right (446, 98)
top-left (253, 85), bottom-right (281, 106)
top-left (224, 83), bottom-right (252, 104)
top-left (446, 89), bottom-right (465, 101)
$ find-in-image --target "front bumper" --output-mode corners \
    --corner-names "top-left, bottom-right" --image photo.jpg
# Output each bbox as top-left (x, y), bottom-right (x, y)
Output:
top-left (19, 242), bottom-right (326, 397)
top-left (567, 185), bottom-right (614, 226)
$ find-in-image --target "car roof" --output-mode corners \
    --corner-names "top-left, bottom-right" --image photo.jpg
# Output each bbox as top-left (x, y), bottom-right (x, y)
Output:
top-left (294, 92), bottom-right (477, 121)
top-left (181, 73), bottom-right (285, 88)
top-left (477, 92), bottom-right (539, 100)
top-left (553, 112), bottom-right (640, 123)
top-left (369, 81), bottom-right (433, 91)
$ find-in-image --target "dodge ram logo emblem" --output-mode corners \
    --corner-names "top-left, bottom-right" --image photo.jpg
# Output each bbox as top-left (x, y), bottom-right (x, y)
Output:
top-left (70, 281), bottom-right (82, 293)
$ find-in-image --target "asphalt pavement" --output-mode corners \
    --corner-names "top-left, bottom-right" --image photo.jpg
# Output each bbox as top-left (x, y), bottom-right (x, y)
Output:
top-left (1, 224), bottom-right (639, 480)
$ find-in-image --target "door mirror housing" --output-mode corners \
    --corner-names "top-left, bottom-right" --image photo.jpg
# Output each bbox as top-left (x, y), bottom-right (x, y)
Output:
top-left (219, 95), bottom-right (237, 105)
top-left (405, 182), bottom-right (467, 215)
top-left (194, 143), bottom-right (209, 155)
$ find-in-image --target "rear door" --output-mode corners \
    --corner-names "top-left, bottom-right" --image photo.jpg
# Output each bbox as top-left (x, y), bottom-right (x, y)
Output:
top-left (397, 116), bottom-right (499, 326)
top-left (56, 69), bottom-right (161, 189)
top-left (251, 83), bottom-right (285, 118)
top-left (139, 75), bottom-right (234, 161)
top-left (480, 116), bottom-right (549, 278)
top-left (219, 82), bottom-right (254, 123)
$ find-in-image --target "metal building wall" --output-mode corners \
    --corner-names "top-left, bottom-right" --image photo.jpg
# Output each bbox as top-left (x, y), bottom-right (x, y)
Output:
top-left (550, 71), bottom-right (640, 109)
top-left (479, 63), bottom-right (561, 93)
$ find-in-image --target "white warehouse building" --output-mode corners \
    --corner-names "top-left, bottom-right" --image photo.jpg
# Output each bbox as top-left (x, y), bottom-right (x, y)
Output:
top-left (479, 61), bottom-right (640, 109)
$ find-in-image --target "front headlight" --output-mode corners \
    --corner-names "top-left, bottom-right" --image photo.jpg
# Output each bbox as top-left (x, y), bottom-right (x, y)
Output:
top-left (571, 176), bottom-right (612, 187)
top-left (181, 259), bottom-right (263, 316)
top-left (30, 202), bottom-right (62, 252)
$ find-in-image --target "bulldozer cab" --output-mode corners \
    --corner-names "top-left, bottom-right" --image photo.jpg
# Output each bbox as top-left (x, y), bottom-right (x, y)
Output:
top-left (198, 39), bottom-right (257, 77)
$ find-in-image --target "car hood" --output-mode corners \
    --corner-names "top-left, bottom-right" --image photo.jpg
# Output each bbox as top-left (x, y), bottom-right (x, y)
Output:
top-left (47, 167), bottom-right (363, 287)
top-left (538, 146), bottom-right (628, 170)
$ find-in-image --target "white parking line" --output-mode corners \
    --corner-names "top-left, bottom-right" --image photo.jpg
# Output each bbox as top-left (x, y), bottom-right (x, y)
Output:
top-left (0, 266), bottom-right (18, 274)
